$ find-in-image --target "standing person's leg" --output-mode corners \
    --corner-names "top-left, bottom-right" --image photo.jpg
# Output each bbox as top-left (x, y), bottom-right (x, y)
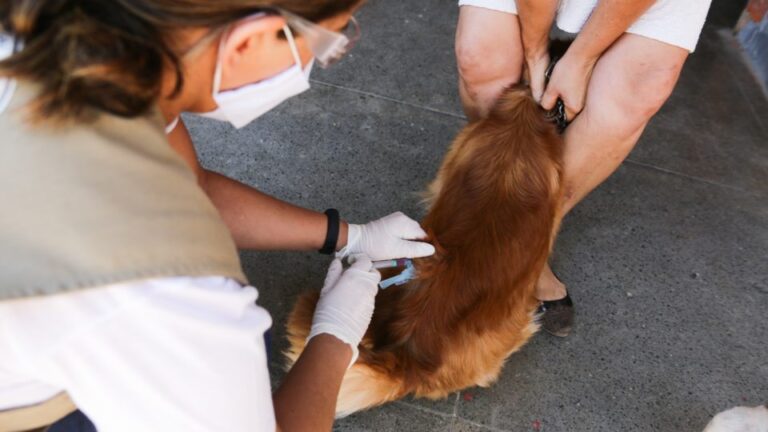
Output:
top-left (456, 5), bottom-right (524, 121)
top-left (536, 34), bottom-right (689, 307)
top-left (456, 6), bottom-right (689, 335)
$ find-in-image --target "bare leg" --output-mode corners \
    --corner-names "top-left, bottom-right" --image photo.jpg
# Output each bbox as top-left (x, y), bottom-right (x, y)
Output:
top-left (457, 11), bottom-right (689, 302)
top-left (536, 34), bottom-right (689, 300)
top-left (456, 6), bottom-right (524, 121)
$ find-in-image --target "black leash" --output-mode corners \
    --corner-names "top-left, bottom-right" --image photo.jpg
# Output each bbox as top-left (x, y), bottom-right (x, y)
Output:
top-left (544, 57), bottom-right (568, 134)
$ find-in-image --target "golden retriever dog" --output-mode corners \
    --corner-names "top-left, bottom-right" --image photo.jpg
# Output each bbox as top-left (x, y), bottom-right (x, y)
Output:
top-left (285, 84), bottom-right (565, 417)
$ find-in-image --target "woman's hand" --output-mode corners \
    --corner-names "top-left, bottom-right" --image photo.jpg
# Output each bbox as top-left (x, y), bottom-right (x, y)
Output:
top-left (540, 50), bottom-right (598, 122)
top-left (340, 212), bottom-right (435, 261)
top-left (308, 256), bottom-right (381, 366)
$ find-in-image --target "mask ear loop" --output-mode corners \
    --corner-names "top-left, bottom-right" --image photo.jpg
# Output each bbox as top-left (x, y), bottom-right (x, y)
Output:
top-left (282, 25), bottom-right (303, 68)
top-left (164, 116), bottom-right (180, 134)
top-left (210, 32), bottom-right (228, 97)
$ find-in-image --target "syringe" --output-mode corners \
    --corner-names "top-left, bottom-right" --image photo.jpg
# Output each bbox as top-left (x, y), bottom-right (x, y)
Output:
top-left (372, 258), bottom-right (411, 270)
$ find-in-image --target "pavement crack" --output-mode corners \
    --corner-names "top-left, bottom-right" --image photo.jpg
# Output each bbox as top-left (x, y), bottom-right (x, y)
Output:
top-left (393, 400), bottom-right (455, 419)
top-left (310, 80), bottom-right (467, 120)
top-left (623, 159), bottom-right (760, 195)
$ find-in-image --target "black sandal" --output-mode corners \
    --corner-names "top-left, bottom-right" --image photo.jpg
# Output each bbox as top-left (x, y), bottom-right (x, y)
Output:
top-left (537, 293), bottom-right (574, 337)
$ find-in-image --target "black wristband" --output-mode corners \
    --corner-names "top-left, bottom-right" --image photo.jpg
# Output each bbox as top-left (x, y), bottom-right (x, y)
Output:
top-left (318, 208), bottom-right (340, 255)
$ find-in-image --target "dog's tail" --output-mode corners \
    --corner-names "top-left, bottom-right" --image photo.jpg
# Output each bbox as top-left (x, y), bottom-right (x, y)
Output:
top-left (284, 291), bottom-right (405, 418)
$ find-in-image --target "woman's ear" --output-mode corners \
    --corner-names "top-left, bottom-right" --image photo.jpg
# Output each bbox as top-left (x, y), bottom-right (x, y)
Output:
top-left (219, 15), bottom-right (287, 74)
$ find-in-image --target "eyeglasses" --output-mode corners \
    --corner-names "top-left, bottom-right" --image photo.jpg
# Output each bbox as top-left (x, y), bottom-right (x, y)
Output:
top-left (183, 10), bottom-right (361, 69)
top-left (277, 9), bottom-right (361, 68)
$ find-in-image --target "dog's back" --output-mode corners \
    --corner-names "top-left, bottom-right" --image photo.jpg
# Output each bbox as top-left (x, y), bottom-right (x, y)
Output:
top-left (286, 85), bottom-right (564, 416)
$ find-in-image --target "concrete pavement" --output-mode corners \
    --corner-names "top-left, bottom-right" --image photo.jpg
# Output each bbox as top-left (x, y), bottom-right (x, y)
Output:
top-left (186, 1), bottom-right (768, 430)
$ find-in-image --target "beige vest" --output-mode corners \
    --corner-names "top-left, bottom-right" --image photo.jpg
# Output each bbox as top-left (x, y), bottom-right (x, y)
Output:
top-left (0, 80), bottom-right (246, 300)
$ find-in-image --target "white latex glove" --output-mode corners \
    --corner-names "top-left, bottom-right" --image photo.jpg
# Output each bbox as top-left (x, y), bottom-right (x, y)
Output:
top-left (339, 212), bottom-right (435, 261)
top-left (308, 255), bottom-right (381, 366)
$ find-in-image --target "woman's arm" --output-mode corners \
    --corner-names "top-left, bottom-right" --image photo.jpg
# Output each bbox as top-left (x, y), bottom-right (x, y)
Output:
top-left (167, 119), bottom-right (435, 259)
top-left (274, 257), bottom-right (380, 431)
top-left (167, 120), bottom-right (348, 251)
top-left (203, 170), bottom-right (349, 251)
top-left (540, 0), bottom-right (657, 116)
top-left (273, 334), bottom-right (352, 431)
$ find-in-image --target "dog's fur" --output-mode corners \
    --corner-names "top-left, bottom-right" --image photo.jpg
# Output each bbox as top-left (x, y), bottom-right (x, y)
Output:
top-left (285, 84), bottom-right (565, 417)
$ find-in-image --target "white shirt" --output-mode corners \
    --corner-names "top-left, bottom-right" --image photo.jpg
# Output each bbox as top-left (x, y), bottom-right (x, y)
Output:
top-left (0, 277), bottom-right (277, 431)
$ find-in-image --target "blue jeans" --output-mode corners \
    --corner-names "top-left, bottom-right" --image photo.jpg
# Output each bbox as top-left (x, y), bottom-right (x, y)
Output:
top-left (47, 411), bottom-right (96, 432)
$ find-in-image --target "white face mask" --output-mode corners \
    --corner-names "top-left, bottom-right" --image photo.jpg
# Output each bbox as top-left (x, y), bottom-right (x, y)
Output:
top-left (198, 24), bottom-right (313, 129)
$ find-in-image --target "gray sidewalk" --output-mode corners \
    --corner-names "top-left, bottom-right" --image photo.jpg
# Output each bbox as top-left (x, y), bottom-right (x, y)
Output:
top-left (186, 1), bottom-right (768, 431)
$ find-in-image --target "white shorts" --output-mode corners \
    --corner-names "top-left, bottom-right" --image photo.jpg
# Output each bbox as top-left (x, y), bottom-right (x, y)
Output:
top-left (457, 0), bottom-right (712, 52)
top-left (0, 277), bottom-right (276, 431)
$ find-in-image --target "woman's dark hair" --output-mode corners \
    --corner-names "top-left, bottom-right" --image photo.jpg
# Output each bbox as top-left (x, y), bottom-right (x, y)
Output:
top-left (0, 0), bottom-right (359, 122)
